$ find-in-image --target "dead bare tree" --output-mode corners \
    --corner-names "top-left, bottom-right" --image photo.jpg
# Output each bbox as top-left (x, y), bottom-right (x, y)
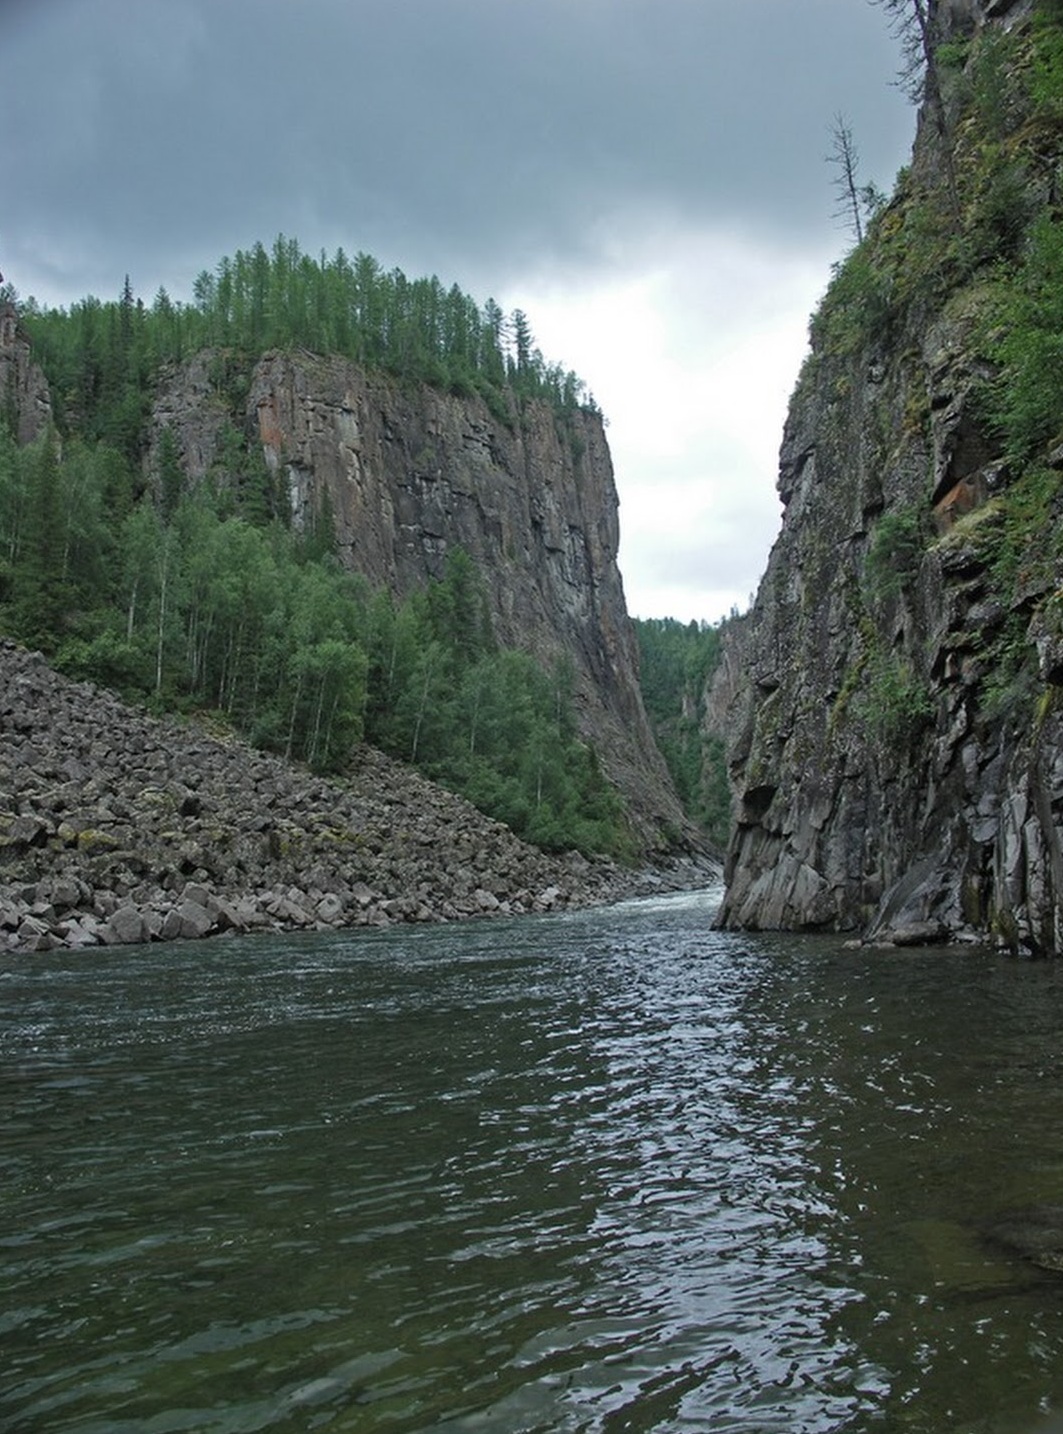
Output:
top-left (871, 0), bottom-right (960, 218)
top-left (828, 113), bottom-right (868, 243)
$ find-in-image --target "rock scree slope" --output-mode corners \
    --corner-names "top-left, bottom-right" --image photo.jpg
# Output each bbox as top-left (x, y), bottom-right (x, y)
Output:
top-left (0, 640), bottom-right (713, 955)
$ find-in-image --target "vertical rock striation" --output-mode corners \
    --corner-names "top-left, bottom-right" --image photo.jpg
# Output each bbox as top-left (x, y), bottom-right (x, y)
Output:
top-left (149, 351), bottom-right (688, 848)
top-left (0, 302), bottom-right (52, 444)
top-left (718, 0), bottom-right (1063, 949)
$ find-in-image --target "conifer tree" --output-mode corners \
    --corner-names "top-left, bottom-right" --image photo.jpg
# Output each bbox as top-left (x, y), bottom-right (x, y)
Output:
top-left (872, 0), bottom-right (960, 218)
top-left (13, 428), bottom-right (66, 645)
top-left (156, 425), bottom-right (183, 523)
top-left (828, 113), bottom-right (867, 244)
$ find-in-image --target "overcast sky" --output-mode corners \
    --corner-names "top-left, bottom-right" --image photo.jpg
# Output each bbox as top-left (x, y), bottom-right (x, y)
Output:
top-left (1, 0), bottom-right (914, 623)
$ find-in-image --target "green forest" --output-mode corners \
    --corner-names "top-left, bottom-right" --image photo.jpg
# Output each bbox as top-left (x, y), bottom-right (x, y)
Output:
top-left (13, 235), bottom-right (598, 463)
top-left (0, 242), bottom-right (632, 859)
top-left (633, 617), bottom-right (730, 849)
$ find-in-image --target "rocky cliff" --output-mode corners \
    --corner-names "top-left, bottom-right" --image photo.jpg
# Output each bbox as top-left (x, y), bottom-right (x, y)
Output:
top-left (718, 0), bottom-right (1063, 951)
top-left (0, 302), bottom-right (51, 444)
top-left (147, 350), bottom-right (687, 849)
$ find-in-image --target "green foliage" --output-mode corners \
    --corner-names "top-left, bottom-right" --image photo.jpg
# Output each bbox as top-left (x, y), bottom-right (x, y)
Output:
top-left (865, 505), bottom-right (927, 602)
top-left (985, 216), bottom-right (1063, 463)
top-left (423, 547), bottom-right (494, 672)
top-left (1, 239), bottom-right (632, 854)
top-left (284, 638), bottom-right (368, 773)
top-left (361, 562), bottom-right (629, 856)
top-left (636, 616), bottom-right (721, 724)
top-left (0, 423), bottom-right (27, 600)
top-left (936, 39), bottom-right (971, 72)
top-left (633, 616), bottom-right (730, 846)
top-left (808, 12), bottom-right (1063, 373)
top-left (413, 647), bottom-right (629, 857)
top-left (809, 246), bottom-right (894, 359)
top-left (1029, 1), bottom-right (1063, 126)
top-left (968, 27), bottom-right (1021, 139)
top-left (155, 425), bottom-right (183, 523)
top-left (21, 237), bottom-right (596, 454)
top-left (979, 609), bottom-right (1040, 722)
top-left (11, 430), bottom-right (67, 646)
top-left (0, 430), bottom-right (626, 852)
top-left (964, 156), bottom-right (1035, 270)
top-left (988, 464), bottom-right (1062, 595)
top-left (0, 432), bottom-right (128, 647)
top-left (805, 6), bottom-right (1063, 755)
top-left (859, 649), bottom-right (934, 745)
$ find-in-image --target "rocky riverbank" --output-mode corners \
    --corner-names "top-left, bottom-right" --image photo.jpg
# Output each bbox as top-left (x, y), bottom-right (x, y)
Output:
top-left (0, 640), bottom-right (717, 955)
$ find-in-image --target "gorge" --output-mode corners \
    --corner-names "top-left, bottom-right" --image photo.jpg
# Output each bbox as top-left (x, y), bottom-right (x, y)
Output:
top-left (7, 0), bottom-right (1063, 959)
top-left (1, 264), bottom-right (708, 954)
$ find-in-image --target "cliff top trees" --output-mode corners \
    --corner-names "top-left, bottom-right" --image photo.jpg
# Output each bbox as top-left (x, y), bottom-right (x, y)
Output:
top-left (873, 0), bottom-right (934, 102)
top-left (872, 0), bottom-right (960, 215)
top-left (20, 238), bottom-right (597, 467)
top-left (3, 243), bottom-right (631, 856)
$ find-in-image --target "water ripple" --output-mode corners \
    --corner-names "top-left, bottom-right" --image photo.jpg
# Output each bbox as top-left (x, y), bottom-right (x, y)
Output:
top-left (5, 892), bottom-right (1063, 1430)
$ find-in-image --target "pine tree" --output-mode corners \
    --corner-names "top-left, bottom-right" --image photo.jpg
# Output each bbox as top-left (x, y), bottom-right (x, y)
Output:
top-left (156, 425), bottom-right (184, 523)
top-left (12, 428), bottom-right (67, 645)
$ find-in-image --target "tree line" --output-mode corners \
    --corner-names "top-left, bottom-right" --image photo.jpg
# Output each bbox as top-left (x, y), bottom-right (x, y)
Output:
top-left (0, 423), bottom-right (628, 856)
top-left (11, 236), bottom-right (598, 465)
top-left (0, 241), bottom-right (632, 855)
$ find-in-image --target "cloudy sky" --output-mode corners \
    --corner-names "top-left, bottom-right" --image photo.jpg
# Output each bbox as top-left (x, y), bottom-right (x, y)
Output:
top-left (1, 0), bottom-right (914, 622)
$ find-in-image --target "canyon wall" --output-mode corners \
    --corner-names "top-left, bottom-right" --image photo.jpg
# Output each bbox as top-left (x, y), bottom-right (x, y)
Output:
top-left (0, 302), bottom-right (51, 444)
top-left (148, 351), bottom-right (689, 848)
top-left (718, 0), bottom-right (1063, 949)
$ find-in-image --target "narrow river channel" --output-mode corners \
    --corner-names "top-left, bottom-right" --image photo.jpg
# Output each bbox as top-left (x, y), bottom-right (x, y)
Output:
top-left (5, 888), bottom-right (1063, 1432)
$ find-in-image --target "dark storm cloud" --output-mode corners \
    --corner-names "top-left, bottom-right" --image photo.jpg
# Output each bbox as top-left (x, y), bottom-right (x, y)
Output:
top-left (0, 0), bottom-right (917, 620)
top-left (1, 0), bottom-right (911, 305)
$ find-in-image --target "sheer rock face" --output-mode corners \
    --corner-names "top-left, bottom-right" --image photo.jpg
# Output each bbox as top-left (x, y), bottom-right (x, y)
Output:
top-left (944, 0), bottom-right (1034, 27)
top-left (716, 5), bottom-right (1063, 949)
top-left (149, 351), bottom-right (687, 849)
top-left (719, 291), bottom-right (1063, 947)
top-left (0, 304), bottom-right (51, 444)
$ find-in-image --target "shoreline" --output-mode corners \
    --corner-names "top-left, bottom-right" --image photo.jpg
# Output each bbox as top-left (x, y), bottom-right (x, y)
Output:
top-left (0, 641), bottom-right (719, 957)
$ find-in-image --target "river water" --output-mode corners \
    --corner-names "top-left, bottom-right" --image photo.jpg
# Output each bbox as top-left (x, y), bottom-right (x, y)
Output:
top-left (5, 888), bottom-right (1063, 1433)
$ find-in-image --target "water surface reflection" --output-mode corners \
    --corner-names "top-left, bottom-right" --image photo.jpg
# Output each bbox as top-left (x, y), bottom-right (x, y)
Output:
top-left (4, 890), bottom-right (1063, 1431)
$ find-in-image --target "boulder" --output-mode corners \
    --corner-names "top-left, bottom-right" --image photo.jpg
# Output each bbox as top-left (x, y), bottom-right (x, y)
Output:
top-left (985, 1206), bottom-right (1063, 1273)
top-left (101, 905), bottom-right (149, 946)
top-left (161, 899), bottom-right (215, 941)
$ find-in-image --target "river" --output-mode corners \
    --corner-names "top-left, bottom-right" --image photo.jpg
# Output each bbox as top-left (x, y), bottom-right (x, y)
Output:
top-left (4, 887), bottom-right (1063, 1433)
